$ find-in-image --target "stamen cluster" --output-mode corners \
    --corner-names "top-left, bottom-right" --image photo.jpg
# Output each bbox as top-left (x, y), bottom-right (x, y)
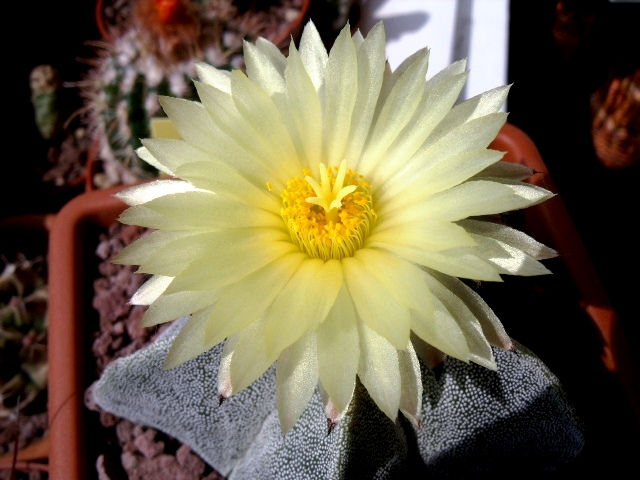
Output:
top-left (280, 163), bottom-right (375, 261)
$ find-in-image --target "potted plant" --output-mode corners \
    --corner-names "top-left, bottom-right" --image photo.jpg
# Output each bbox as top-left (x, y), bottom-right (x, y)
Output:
top-left (46, 120), bottom-right (639, 479)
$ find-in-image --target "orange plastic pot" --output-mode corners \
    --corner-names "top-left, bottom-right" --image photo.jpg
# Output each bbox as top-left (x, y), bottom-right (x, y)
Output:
top-left (46, 123), bottom-right (639, 479)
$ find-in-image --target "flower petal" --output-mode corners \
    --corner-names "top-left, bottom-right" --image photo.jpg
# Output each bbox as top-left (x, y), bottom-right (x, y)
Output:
top-left (317, 285), bottom-right (359, 416)
top-left (421, 268), bottom-right (512, 351)
top-left (353, 249), bottom-right (433, 319)
top-left (376, 149), bottom-right (505, 212)
top-left (459, 218), bottom-right (557, 260)
top-left (120, 191), bottom-right (281, 231)
top-left (372, 70), bottom-right (468, 184)
top-left (115, 179), bottom-right (196, 206)
top-left (204, 252), bottom-right (306, 346)
top-left (380, 243), bottom-right (502, 281)
top-left (368, 218), bottom-right (477, 252)
top-left (112, 230), bottom-right (197, 267)
top-left (285, 43), bottom-right (323, 170)
top-left (420, 269), bottom-right (496, 369)
top-left (165, 231), bottom-right (296, 292)
top-left (398, 342), bottom-right (422, 428)
top-left (228, 316), bottom-right (279, 392)
top-left (130, 274), bottom-right (173, 306)
top-left (344, 21), bottom-right (386, 163)
top-left (163, 309), bottom-right (215, 369)
top-left (195, 62), bottom-right (231, 92)
top-left (175, 161), bottom-right (281, 212)
top-left (323, 23), bottom-right (358, 166)
top-left (359, 48), bottom-right (429, 175)
top-left (264, 259), bottom-right (343, 358)
top-left (343, 255), bottom-right (411, 349)
top-left (231, 71), bottom-right (301, 178)
top-left (357, 323), bottom-right (401, 422)
top-left (158, 96), bottom-right (223, 152)
top-left (141, 290), bottom-right (215, 327)
top-left (276, 331), bottom-right (319, 433)
top-left (466, 233), bottom-right (553, 276)
top-left (298, 20), bottom-right (328, 92)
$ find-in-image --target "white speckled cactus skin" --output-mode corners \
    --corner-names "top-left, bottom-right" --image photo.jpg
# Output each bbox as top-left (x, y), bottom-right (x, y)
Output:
top-left (93, 316), bottom-right (584, 479)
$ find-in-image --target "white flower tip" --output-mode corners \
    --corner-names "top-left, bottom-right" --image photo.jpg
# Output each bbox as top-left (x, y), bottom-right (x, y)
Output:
top-left (401, 408), bottom-right (422, 429)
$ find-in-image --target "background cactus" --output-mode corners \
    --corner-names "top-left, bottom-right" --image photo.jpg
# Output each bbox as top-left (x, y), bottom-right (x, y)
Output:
top-left (0, 253), bottom-right (48, 422)
top-left (76, 0), bottom-right (311, 189)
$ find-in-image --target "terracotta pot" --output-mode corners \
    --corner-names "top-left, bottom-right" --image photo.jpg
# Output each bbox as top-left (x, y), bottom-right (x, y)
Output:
top-left (46, 123), bottom-right (639, 479)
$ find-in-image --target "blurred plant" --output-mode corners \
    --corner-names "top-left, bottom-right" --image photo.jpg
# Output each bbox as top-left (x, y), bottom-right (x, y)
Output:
top-left (590, 68), bottom-right (640, 169)
top-left (30, 65), bottom-right (64, 142)
top-left (75, 0), bottom-right (310, 189)
top-left (0, 254), bottom-right (48, 420)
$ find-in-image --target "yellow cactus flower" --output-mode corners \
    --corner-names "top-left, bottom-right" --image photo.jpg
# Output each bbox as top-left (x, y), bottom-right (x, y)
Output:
top-left (113, 20), bottom-right (556, 433)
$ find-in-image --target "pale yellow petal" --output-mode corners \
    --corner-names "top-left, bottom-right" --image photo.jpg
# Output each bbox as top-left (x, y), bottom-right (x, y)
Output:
top-left (430, 84), bottom-right (510, 142)
top-left (474, 161), bottom-right (534, 181)
top-left (371, 71), bottom-right (468, 184)
top-left (421, 267), bottom-right (512, 351)
top-left (377, 243), bottom-right (502, 282)
top-left (353, 249), bottom-right (432, 319)
top-left (381, 181), bottom-right (552, 229)
top-left (158, 96), bottom-right (222, 152)
top-left (228, 317), bottom-right (279, 393)
top-left (255, 37), bottom-right (287, 74)
top-left (195, 62), bottom-right (231, 92)
top-left (298, 20), bottom-right (328, 92)
top-left (459, 218), bottom-right (557, 260)
top-left (357, 323), bottom-right (401, 422)
top-left (410, 298), bottom-right (470, 363)
top-left (115, 179), bottom-right (195, 207)
top-left (467, 233), bottom-right (553, 276)
top-left (130, 274), bottom-right (173, 306)
top-left (420, 269), bottom-right (496, 369)
top-left (112, 230), bottom-right (197, 267)
top-left (276, 332), bottom-right (319, 433)
top-left (285, 43), bottom-right (323, 170)
top-left (323, 24), bottom-right (358, 166)
top-left (204, 252), bottom-right (306, 346)
top-left (416, 112), bottom-right (507, 163)
top-left (377, 149), bottom-right (504, 211)
top-left (264, 259), bottom-right (342, 358)
top-left (317, 285), bottom-right (359, 415)
top-left (359, 49), bottom-right (429, 175)
top-left (343, 255), bottom-right (410, 349)
top-left (343, 21), bottom-right (386, 164)
top-left (193, 80), bottom-right (292, 186)
top-left (165, 231), bottom-right (296, 292)
top-left (135, 145), bottom-right (174, 176)
top-left (243, 39), bottom-right (285, 96)
top-left (230, 71), bottom-right (301, 177)
top-left (141, 290), bottom-right (215, 327)
top-left (164, 307), bottom-right (216, 369)
top-left (122, 191), bottom-right (281, 231)
top-left (175, 161), bottom-right (281, 213)
top-left (367, 219), bottom-right (477, 252)
top-left (398, 342), bottom-right (422, 428)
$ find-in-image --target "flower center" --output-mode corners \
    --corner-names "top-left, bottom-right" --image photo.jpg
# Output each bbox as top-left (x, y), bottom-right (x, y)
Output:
top-left (280, 160), bottom-right (375, 261)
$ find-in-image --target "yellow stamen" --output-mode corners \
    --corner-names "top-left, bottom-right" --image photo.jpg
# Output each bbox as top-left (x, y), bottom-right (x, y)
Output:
top-left (280, 160), bottom-right (375, 261)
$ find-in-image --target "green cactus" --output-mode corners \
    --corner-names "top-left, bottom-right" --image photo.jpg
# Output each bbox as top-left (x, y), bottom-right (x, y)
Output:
top-left (77, 0), bottom-right (311, 189)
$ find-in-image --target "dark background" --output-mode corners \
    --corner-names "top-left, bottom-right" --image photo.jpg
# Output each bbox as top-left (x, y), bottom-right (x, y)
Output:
top-left (3, 0), bottom-right (639, 477)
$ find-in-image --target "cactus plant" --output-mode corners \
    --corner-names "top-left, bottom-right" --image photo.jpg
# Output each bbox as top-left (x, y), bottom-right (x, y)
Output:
top-left (0, 253), bottom-right (48, 420)
top-left (76, 0), bottom-right (310, 189)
